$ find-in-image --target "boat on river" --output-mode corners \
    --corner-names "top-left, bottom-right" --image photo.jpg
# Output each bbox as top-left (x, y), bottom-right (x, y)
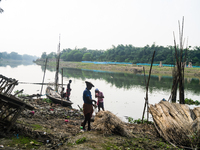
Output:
top-left (46, 86), bottom-right (73, 107)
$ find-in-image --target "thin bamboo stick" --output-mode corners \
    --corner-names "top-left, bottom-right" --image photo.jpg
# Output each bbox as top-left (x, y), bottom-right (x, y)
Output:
top-left (40, 58), bottom-right (48, 95)
top-left (142, 51), bottom-right (155, 122)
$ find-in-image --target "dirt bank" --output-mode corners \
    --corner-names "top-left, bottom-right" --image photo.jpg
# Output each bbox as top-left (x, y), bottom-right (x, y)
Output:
top-left (0, 98), bottom-right (178, 150)
top-left (35, 59), bottom-right (200, 78)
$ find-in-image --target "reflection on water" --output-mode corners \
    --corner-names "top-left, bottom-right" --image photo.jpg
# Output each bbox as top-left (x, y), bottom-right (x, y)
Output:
top-left (0, 60), bottom-right (34, 68)
top-left (41, 67), bottom-right (200, 95)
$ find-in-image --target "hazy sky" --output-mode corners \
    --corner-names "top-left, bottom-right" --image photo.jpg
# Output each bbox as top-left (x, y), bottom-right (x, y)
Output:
top-left (0, 0), bottom-right (200, 57)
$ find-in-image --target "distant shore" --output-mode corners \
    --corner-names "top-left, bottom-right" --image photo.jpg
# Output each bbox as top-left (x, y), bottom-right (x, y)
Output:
top-left (35, 59), bottom-right (200, 78)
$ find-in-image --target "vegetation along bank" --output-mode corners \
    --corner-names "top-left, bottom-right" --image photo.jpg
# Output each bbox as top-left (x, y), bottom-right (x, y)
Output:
top-left (35, 59), bottom-right (200, 78)
top-left (39, 44), bottom-right (200, 66)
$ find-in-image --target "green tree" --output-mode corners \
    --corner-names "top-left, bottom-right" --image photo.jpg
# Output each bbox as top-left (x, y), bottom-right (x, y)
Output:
top-left (22, 54), bottom-right (34, 60)
top-left (36, 44), bottom-right (200, 66)
top-left (10, 52), bottom-right (22, 60)
top-left (82, 53), bottom-right (91, 61)
top-left (41, 52), bottom-right (47, 59)
top-left (47, 52), bottom-right (56, 59)
top-left (65, 50), bottom-right (79, 61)
top-left (61, 53), bottom-right (68, 61)
top-left (73, 51), bottom-right (83, 61)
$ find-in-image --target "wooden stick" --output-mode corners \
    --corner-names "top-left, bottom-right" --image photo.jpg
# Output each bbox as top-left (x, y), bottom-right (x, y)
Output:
top-left (141, 67), bottom-right (147, 122)
top-left (7, 104), bottom-right (25, 132)
top-left (142, 51), bottom-right (155, 122)
top-left (61, 68), bottom-right (63, 106)
top-left (146, 51), bottom-right (155, 121)
top-left (78, 105), bottom-right (83, 112)
top-left (19, 82), bottom-right (68, 85)
top-left (14, 89), bottom-right (24, 96)
top-left (40, 58), bottom-right (48, 95)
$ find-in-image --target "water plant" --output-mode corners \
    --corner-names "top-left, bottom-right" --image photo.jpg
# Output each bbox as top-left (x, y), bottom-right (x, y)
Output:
top-left (42, 98), bottom-right (52, 103)
top-left (126, 117), bottom-right (153, 124)
top-left (184, 98), bottom-right (200, 106)
top-left (14, 90), bottom-right (29, 97)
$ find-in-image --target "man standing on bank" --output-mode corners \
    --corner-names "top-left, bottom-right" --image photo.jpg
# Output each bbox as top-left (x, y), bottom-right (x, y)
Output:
top-left (66, 80), bottom-right (72, 101)
top-left (81, 81), bottom-right (96, 131)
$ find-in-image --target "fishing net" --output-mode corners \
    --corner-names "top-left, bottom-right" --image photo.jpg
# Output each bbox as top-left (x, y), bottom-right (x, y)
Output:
top-left (149, 100), bottom-right (200, 148)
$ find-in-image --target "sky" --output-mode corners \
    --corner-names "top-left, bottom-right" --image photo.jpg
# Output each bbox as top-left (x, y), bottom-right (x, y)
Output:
top-left (0, 0), bottom-right (200, 57)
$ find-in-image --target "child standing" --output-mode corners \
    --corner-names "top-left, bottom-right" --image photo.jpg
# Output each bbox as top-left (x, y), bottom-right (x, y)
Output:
top-left (95, 88), bottom-right (105, 112)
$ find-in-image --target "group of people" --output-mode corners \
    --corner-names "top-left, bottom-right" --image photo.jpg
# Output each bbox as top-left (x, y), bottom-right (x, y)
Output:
top-left (62, 80), bottom-right (105, 131)
top-left (61, 80), bottom-right (72, 101)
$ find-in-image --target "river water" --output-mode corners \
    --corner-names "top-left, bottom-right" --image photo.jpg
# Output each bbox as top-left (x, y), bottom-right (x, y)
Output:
top-left (1, 61), bottom-right (200, 121)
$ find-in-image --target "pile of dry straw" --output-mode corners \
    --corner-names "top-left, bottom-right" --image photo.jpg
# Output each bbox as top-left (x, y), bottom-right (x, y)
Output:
top-left (93, 111), bottom-right (132, 137)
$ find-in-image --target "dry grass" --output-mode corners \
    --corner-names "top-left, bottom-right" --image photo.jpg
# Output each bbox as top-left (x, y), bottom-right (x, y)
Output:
top-left (93, 111), bottom-right (133, 137)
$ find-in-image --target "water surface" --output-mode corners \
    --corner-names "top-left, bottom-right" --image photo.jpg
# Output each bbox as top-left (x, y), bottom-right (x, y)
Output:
top-left (1, 61), bottom-right (200, 121)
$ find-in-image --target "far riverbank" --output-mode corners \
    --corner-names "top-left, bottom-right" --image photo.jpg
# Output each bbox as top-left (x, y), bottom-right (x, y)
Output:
top-left (35, 59), bottom-right (200, 78)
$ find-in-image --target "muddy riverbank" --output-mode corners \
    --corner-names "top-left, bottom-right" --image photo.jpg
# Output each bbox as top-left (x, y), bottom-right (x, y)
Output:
top-left (0, 98), bottom-right (177, 150)
top-left (35, 59), bottom-right (200, 78)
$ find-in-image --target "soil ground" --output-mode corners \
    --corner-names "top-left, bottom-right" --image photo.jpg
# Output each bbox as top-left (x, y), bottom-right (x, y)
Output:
top-left (0, 99), bottom-right (180, 150)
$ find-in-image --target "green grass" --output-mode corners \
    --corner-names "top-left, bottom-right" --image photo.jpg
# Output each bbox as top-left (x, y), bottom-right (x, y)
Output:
top-left (31, 124), bottom-right (43, 130)
top-left (75, 137), bottom-right (87, 144)
top-left (126, 117), bottom-right (153, 124)
top-left (102, 137), bottom-right (175, 150)
top-left (6, 136), bottom-right (42, 149)
top-left (14, 90), bottom-right (29, 97)
top-left (184, 98), bottom-right (200, 105)
top-left (42, 98), bottom-right (52, 103)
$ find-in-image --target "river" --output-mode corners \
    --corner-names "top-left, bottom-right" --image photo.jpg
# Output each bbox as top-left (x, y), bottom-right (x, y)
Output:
top-left (1, 61), bottom-right (200, 121)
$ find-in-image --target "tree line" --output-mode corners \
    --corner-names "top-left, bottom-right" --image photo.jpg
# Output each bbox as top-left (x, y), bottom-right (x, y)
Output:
top-left (40, 44), bottom-right (200, 66)
top-left (0, 52), bottom-right (38, 61)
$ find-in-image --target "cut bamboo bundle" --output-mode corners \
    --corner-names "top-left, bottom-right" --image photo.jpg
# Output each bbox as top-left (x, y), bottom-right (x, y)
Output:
top-left (150, 101), bottom-right (200, 148)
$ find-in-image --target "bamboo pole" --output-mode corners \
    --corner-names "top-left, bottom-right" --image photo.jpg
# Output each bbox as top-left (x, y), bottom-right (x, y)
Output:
top-left (61, 68), bottom-right (63, 106)
top-left (19, 82), bottom-right (68, 85)
top-left (178, 18), bottom-right (184, 104)
top-left (141, 67), bottom-right (147, 122)
top-left (142, 51), bottom-right (155, 122)
top-left (55, 35), bottom-right (61, 92)
top-left (173, 17), bottom-right (186, 104)
top-left (62, 68), bottom-right (63, 89)
top-left (14, 89), bottom-right (24, 96)
top-left (40, 58), bottom-right (48, 95)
